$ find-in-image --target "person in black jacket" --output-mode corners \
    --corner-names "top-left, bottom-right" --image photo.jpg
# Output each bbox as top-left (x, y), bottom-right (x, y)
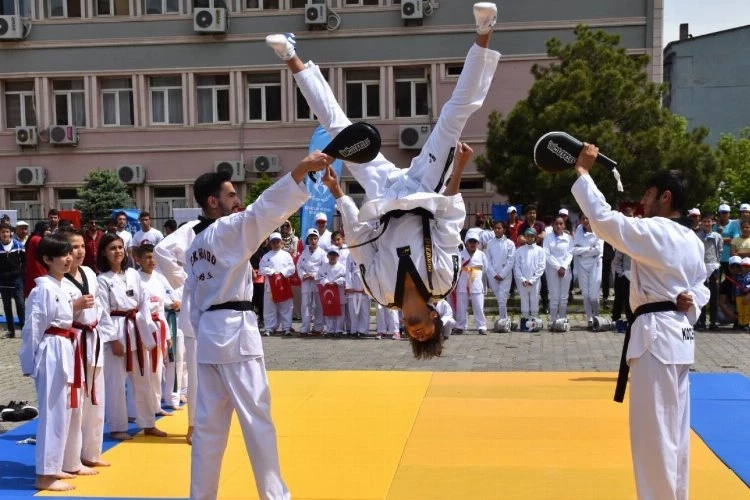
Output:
top-left (0, 222), bottom-right (25, 338)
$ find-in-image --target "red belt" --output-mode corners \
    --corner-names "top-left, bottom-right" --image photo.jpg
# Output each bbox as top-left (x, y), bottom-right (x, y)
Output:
top-left (72, 320), bottom-right (100, 405)
top-left (110, 309), bottom-right (144, 376)
top-left (45, 326), bottom-right (82, 409)
top-left (150, 313), bottom-right (168, 373)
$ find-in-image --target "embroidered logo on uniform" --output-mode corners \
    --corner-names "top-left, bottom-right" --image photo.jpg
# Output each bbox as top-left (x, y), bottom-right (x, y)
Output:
top-left (682, 327), bottom-right (694, 341)
top-left (428, 153), bottom-right (436, 163)
top-left (126, 289), bottom-right (134, 297)
top-left (189, 248), bottom-right (217, 266)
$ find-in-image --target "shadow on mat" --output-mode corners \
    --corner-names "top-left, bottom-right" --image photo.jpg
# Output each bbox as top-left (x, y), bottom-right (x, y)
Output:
top-left (569, 376), bottom-right (618, 382)
top-left (0, 433), bottom-right (34, 442)
top-left (0, 460), bottom-right (36, 490)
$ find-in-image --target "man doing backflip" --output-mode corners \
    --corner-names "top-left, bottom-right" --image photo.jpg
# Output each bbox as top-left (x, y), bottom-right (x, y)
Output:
top-left (572, 144), bottom-right (709, 500)
top-left (266, 2), bottom-right (500, 358)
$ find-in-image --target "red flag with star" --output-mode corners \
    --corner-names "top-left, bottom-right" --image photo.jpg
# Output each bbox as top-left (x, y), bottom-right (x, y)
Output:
top-left (318, 283), bottom-right (342, 317)
top-left (269, 273), bottom-right (293, 303)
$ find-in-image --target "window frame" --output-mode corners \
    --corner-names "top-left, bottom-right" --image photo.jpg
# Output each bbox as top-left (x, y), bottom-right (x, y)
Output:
top-left (143, 0), bottom-right (180, 14)
top-left (243, 0), bottom-right (279, 11)
top-left (394, 72), bottom-right (429, 118)
top-left (149, 76), bottom-right (184, 125)
top-left (52, 80), bottom-right (86, 127)
top-left (4, 82), bottom-right (36, 128)
top-left (345, 77), bottom-right (380, 120)
top-left (100, 78), bottom-right (134, 127)
top-left (246, 78), bottom-right (282, 122)
top-left (196, 75), bottom-right (231, 124)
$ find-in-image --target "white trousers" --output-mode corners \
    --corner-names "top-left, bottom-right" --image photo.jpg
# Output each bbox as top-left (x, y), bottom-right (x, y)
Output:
top-left (347, 294), bottom-right (371, 334)
top-left (300, 281), bottom-right (324, 333)
top-left (35, 338), bottom-right (72, 475)
top-left (184, 335), bottom-right (198, 427)
top-left (376, 306), bottom-right (400, 334)
top-left (490, 276), bottom-right (512, 319)
top-left (190, 358), bottom-right (290, 500)
top-left (578, 262), bottom-right (602, 321)
top-left (151, 344), bottom-right (165, 413)
top-left (104, 343), bottom-right (156, 432)
top-left (162, 335), bottom-right (185, 408)
top-left (263, 295), bottom-right (293, 332)
top-left (629, 352), bottom-right (690, 500)
top-left (515, 278), bottom-right (541, 317)
top-left (455, 292), bottom-right (486, 330)
top-left (81, 365), bottom-right (105, 463)
top-left (441, 317), bottom-right (456, 339)
top-left (295, 43), bottom-right (500, 200)
top-left (546, 267), bottom-right (572, 323)
top-left (324, 311), bottom-right (344, 334)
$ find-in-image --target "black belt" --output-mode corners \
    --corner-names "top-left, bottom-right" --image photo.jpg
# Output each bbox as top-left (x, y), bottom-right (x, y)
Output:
top-left (614, 300), bottom-right (678, 403)
top-left (207, 301), bottom-right (254, 312)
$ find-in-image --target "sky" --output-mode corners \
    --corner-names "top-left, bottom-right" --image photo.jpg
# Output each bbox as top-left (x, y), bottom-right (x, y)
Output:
top-left (663, 0), bottom-right (750, 46)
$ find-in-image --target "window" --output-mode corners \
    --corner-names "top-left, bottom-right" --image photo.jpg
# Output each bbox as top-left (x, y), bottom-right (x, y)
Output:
top-left (4, 81), bottom-right (36, 128)
top-left (96, 0), bottom-right (129, 15)
top-left (345, 181), bottom-right (364, 195)
top-left (289, 0), bottom-right (305, 7)
top-left (143, 0), bottom-right (178, 14)
top-left (345, 69), bottom-right (379, 119)
top-left (244, 0), bottom-right (278, 9)
top-left (154, 186), bottom-right (187, 223)
top-left (150, 76), bottom-right (183, 125)
top-left (0, 0), bottom-right (31, 16)
top-left (53, 79), bottom-right (86, 127)
top-left (47, 0), bottom-right (82, 17)
top-left (194, 0), bottom-right (226, 7)
top-left (295, 68), bottom-right (328, 121)
top-left (394, 67), bottom-right (428, 118)
top-left (101, 78), bottom-right (134, 127)
top-left (344, 0), bottom-right (379, 5)
top-left (9, 190), bottom-right (42, 222)
top-left (197, 75), bottom-right (230, 124)
top-left (459, 178), bottom-right (485, 191)
top-left (445, 64), bottom-right (463, 77)
top-left (247, 73), bottom-right (281, 122)
top-left (57, 188), bottom-right (80, 210)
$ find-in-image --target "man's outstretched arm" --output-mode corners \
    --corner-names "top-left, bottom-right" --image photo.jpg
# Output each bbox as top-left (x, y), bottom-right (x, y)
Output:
top-left (443, 142), bottom-right (473, 196)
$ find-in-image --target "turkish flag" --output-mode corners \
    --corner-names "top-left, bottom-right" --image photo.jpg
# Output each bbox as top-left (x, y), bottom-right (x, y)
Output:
top-left (289, 254), bottom-right (302, 287)
top-left (318, 283), bottom-right (342, 317)
top-left (269, 273), bottom-right (293, 303)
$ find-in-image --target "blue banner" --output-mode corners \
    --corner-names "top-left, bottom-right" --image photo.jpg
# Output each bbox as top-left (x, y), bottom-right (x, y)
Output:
top-left (300, 126), bottom-right (343, 241)
top-left (110, 208), bottom-right (141, 235)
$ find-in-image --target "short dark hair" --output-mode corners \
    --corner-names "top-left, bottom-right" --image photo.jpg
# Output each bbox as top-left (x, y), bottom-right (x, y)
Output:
top-left (47, 209), bottom-right (59, 216)
top-left (60, 228), bottom-right (85, 239)
top-left (331, 230), bottom-right (343, 241)
top-left (194, 171), bottom-right (233, 210)
top-left (526, 204), bottom-right (537, 213)
top-left (493, 220), bottom-right (507, 232)
top-left (97, 233), bottom-right (129, 273)
top-left (645, 170), bottom-right (687, 213)
top-left (135, 243), bottom-right (155, 258)
top-left (0, 222), bottom-right (11, 232)
top-left (163, 219), bottom-right (177, 232)
top-left (58, 219), bottom-right (74, 231)
top-left (114, 211), bottom-right (127, 220)
top-left (36, 234), bottom-right (72, 270)
top-left (139, 211), bottom-right (151, 219)
top-left (409, 316), bottom-right (445, 360)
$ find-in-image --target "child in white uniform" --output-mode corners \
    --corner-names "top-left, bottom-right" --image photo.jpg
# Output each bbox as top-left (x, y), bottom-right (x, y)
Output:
top-left (456, 229), bottom-right (490, 334)
top-left (259, 232), bottom-right (296, 335)
top-left (296, 228), bottom-right (327, 335)
top-left (346, 253), bottom-right (371, 338)
top-left (318, 248), bottom-right (347, 336)
top-left (572, 214), bottom-right (604, 328)
top-left (514, 228), bottom-right (546, 322)
top-left (486, 220), bottom-right (515, 320)
top-left (543, 216), bottom-right (573, 325)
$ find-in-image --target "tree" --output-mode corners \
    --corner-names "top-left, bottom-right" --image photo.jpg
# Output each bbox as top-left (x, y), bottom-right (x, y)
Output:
top-left (244, 174), bottom-right (275, 206)
top-left (75, 169), bottom-right (133, 223)
top-left (710, 128), bottom-right (750, 213)
top-left (477, 26), bottom-right (719, 216)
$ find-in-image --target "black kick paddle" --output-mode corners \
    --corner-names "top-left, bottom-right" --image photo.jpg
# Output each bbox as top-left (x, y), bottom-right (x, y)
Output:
top-left (309, 122), bottom-right (382, 181)
top-left (533, 131), bottom-right (617, 173)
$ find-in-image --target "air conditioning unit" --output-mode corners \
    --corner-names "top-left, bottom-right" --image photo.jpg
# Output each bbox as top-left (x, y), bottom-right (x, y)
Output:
top-left (117, 165), bottom-right (146, 184)
top-left (251, 155), bottom-right (281, 174)
top-left (194, 7), bottom-right (228, 34)
top-left (49, 125), bottom-right (78, 146)
top-left (16, 166), bottom-right (46, 186)
top-left (401, 0), bottom-right (423, 19)
top-left (214, 160), bottom-right (245, 182)
top-left (0, 15), bottom-right (23, 40)
top-left (399, 124), bottom-right (431, 149)
top-left (15, 126), bottom-right (38, 147)
top-left (305, 1), bottom-right (327, 25)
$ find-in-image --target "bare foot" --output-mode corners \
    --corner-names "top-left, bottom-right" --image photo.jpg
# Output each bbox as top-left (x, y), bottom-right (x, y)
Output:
top-left (169, 405), bottom-right (183, 411)
top-left (144, 427), bottom-right (167, 437)
top-left (82, 458), bottom-right (111, 467)
top-left (157, 409), bottom-right (173, 416)
top-left (56, 471), bottom-right (76, 479)
top-left (36, 475), bottom-right (75, 491)
top-left (179, 395), bottom-right (187, 404)
top-left (110, 432), bottom-right (133, 441)
top-left (68, 465), bottom-right (98, 476)
top-left (186, 426), bottom-right (194, 445)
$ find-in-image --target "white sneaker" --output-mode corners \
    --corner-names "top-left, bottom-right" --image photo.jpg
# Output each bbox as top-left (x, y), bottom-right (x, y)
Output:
top-left (265, 33), bottom-right (297, 61)
top-left (473, 2), bottom-right (497, 35)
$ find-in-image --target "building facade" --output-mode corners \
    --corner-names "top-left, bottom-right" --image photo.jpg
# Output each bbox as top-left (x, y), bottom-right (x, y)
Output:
top-left (664, 23), bottom-right (750, 146)
top-left (0, 0), bottom-right (662, 226)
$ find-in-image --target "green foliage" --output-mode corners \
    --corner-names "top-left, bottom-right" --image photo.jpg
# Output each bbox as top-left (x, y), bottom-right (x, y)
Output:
top-left (710, 128), bottom-right (750, 213)
top-left (244, 174), bottom-right (301, 234)
top-left (477, 25), bottom-right (719, 216)
top-left (75, 169), bottom-right (133, 223)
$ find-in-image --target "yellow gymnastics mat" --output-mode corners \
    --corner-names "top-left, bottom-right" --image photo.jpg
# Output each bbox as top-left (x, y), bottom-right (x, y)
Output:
top-left (39, 372), bottom-right (750, 499)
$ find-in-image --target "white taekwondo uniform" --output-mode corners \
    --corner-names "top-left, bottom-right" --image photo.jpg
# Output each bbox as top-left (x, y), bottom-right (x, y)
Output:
top-left (572, 225), bottom-right (604, 322)
top-left (297, 244), bottom-right (327, 334)
top-left (346, 254), bottom-right (371, 336)
top-left (513, 243), bottom-right (546, 318)
top-left (318, 260), bottom-right (347, 334)
top-left (186, 173), bottom-right (307, 500)
top-left (456, 247), bottom-right (490, 332)
top-left (543, 231), bottom-right (574, 323)
top-left (154, 219), bottom-right (200, 426)
top-left (19, 275), bottom-right (76, 476)
top-left (486, 235), bottom-right (515, 319)
top-left (375, 304), bottom-right (400, 337)
top-left (294, 43), bottom-right (500, 311)
top-left (140, 270), bottom-right (174, 411)
top-left (317, 229), bottom-right (332, 252)
top-left (432, 298), bottom-right (456, 339)
top-left (97, 268), bottom-right (158, 433)
top-left (62, 266), bottom-right (115, 470)
top-left (572, 174), bottom-right (709, 500)
top-left (259, 248), bottom-right (296, 333)
top-left (161, 283), bottom-right (184, 409)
